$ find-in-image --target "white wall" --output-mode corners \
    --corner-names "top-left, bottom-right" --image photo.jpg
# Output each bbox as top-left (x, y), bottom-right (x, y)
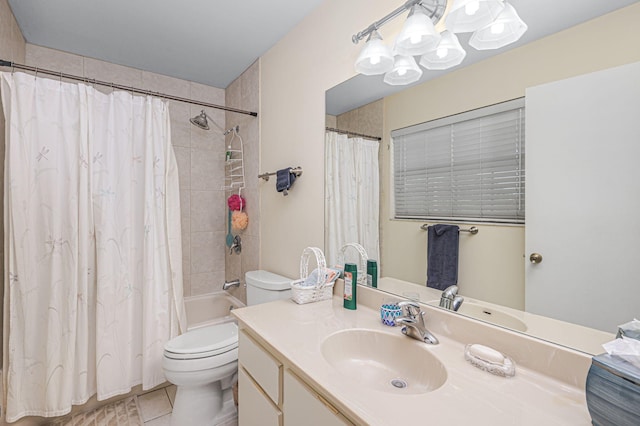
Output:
top-left (259, 1), bottom-right (640, 301)
top-left (259, 0), bottom-right (405, 279)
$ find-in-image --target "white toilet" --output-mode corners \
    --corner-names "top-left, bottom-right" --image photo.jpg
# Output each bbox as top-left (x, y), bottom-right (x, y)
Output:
top-left (162, 270), bottom-right (292, 425)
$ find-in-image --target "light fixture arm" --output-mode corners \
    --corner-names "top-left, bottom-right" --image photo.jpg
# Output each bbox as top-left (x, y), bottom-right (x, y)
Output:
top-left (352, 0), bottom-right (447, 44)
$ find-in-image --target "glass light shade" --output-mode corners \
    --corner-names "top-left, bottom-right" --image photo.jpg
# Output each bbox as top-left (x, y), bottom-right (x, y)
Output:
top-left (419, 31), bottom-right (467, 70)
top-left (383, 55), bottom-right (423, 86)
top-left (354, 31), bottom-right (394, 75)
top-left (469, 3), bottom-right (527, 50)
top-left (394, 6), bottom-right (441, 56)
top-left (445, 0), bottom-right (505, 33)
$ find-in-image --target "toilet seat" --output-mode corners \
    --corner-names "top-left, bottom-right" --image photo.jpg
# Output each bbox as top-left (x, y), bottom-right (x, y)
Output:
top-left (164, 322), bottom-right (238, 360)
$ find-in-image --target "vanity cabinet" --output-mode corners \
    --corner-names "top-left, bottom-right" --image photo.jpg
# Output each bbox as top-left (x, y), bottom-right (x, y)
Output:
top-left (238, 328), bottom-right (353, 426)
top-left (283, 369), bottom-right (352, 426)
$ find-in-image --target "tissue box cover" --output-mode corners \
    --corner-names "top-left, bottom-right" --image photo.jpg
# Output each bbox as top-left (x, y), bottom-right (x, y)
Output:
top-left (586, 353), bottom-right (640, 426)
top-left (616, 319), bottom-right (640, 341)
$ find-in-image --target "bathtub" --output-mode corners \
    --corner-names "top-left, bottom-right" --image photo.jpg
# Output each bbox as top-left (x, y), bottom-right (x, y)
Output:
top-left (184, 291), bottom-right (245, 330)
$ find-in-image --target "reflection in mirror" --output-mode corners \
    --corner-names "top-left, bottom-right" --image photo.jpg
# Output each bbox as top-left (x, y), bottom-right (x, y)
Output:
top-left (325, 4), bottom-right (640, 355)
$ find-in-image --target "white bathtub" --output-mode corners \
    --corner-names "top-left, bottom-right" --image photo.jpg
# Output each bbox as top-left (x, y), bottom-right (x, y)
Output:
top-left (184, 292), bottom-right (245, 330)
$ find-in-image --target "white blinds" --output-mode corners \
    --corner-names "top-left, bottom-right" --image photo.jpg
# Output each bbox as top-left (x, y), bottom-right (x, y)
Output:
top-left (392, 98), bottom-right (525, 223)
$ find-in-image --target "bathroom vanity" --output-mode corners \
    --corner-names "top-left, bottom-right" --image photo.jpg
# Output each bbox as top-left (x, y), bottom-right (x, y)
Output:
top-left (232, 283), bottom-right (594, 425)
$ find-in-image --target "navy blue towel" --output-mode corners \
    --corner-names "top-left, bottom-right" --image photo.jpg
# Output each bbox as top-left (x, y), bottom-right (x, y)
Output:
top-left (426, 224), bottom-right (459, 290)
top-left (276, 168), bottom-right (296, 195)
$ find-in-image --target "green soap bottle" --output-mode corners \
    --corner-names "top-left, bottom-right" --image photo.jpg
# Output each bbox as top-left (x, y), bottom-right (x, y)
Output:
top-left (343, 263), bottom-right (357, 310)
top-left (367, 259), bottom-right (378, 288)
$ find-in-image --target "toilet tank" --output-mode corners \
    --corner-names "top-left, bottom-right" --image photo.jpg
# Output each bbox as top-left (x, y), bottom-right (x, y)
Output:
top-left (245, 270), bottom-right (293, 306)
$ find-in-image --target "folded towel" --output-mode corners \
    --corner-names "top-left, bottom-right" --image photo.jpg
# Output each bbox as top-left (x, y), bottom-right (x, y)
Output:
top-left (276, 167), bottom-right (296, 195)
top-left (426, 224), bottom-right (460, 290)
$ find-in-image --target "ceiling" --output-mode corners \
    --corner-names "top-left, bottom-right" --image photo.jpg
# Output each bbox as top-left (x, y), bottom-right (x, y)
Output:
top-left (7, 0), bottom-right (639, 115)
top-left (7, 0), bottom-right (325, 89)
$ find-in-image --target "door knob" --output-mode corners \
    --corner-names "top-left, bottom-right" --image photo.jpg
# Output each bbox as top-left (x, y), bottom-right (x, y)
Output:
top-left (529, 253), bottom-right (543, 264)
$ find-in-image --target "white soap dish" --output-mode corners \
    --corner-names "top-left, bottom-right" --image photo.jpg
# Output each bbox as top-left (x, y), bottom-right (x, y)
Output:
top-left (464, 343), bottom-right (515, 377)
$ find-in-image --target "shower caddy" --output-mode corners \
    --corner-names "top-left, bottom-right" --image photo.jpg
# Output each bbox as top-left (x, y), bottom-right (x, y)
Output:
top-left (224, 125), bottom-right (245, 192)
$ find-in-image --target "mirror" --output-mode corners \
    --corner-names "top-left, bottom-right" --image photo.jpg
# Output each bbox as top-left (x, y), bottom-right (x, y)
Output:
top-left (325, 4), bottom-right (640, 355)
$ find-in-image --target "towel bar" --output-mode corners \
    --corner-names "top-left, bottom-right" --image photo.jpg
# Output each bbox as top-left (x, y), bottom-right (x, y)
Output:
top-left (258, 166), bottom-right (303, 181)
top-left (420, 224), bottom-right (478, 234)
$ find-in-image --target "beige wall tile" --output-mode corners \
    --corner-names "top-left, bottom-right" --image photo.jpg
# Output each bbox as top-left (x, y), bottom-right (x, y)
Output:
top-left (25, 44), bottom-right (84, 76)
top-left (241, 120), bottom-right (259, 190)
top-left (3, 1), bottom-right (24, 62)
top-left (241, 188), bottom-right (259, 238)
top-left (191, 149), bottom-right (225, 191)
top-left (226, 78), bottom-right (241, 110)
top-left (240, 60), bottom-right (259, 111)
top-left (142, 70), bottom-right (190, 98)
top-left (0, 0), bottom-right (16, 60)
top-left (191, 231), bottom-right (226, 274)
top-left (240, 235), bottom-right (260, 275)
top-left (173, 146), bottom-right (191, 189)
top-left (169, 101), bottom-right (191, 147)
top-left (325, 114), bottom-right (337, 129)
top-left (190, 190), bottom-right (225, 233)
top-left (191, 271), bottom-right (226, 295)
top-left (84, 57), bottom-right (143, 89)
top-left (190, 81), bottom-right (224, 106)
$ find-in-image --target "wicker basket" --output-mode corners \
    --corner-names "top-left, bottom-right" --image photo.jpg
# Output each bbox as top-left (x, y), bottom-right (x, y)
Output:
top-left (291, 247), bottom-right (334, 304)
top-left (337, 243), bottom-right (368, 286)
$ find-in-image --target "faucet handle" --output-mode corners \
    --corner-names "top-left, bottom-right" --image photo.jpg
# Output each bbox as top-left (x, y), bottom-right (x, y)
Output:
top-left (398, 300), bottom-right (422, 318)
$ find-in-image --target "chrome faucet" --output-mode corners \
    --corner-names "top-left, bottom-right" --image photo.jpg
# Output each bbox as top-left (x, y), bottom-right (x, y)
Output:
top-left (395, 301), bottom-right (439, 345)
top-left (223, 279), bottom-right (240, 291)
top-left (439, 285), bottom-right (464, 312)
top-left (229, 235), bottom-right (241, 255)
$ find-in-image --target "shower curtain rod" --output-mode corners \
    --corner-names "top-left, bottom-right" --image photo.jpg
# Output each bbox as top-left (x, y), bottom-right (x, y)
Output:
top-left (0, 59), bottom-right (258, 117)
top-left (326, 127), bottom-right (381, 141)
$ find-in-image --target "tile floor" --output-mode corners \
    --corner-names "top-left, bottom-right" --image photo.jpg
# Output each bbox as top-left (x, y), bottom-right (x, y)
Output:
top-left (137, 385), bottom-right (238, 426)
top-left (138, 386), bottom-right (176, 425)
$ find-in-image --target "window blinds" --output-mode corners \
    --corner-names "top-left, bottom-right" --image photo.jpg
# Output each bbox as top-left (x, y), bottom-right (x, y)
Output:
top-left (392, 98), bottom-right (525, 223)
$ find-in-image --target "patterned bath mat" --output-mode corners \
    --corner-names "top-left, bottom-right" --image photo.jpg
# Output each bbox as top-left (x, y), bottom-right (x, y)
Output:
top-left (49, 396), bottom-right (143, 426)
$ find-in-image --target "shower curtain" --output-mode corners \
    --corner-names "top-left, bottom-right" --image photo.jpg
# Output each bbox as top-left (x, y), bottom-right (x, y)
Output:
top-left (0, 72), bottom-right (186, 422)
top-left (325, 130), bottom-right (380, 267)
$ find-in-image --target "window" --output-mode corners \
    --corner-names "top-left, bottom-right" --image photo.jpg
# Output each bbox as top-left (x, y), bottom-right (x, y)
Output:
top-left (392, 98), bottom-right (525, 223)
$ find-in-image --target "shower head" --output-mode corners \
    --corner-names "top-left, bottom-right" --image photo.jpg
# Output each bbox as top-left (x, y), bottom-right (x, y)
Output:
top-left (190, 110), bottom-right (210, 130)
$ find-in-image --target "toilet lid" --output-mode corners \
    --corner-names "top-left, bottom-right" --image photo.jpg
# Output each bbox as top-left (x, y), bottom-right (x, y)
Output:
top-left (164, 322), bottom-right (238, 357)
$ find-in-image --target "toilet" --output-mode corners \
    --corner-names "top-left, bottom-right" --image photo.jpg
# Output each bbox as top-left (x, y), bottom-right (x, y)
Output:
top-left (162, 270), bottom-right (292, 425)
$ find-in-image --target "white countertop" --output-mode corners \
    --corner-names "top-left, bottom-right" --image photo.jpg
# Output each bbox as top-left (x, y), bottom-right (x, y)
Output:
top-left (233, 293), bottom-right (593, 425)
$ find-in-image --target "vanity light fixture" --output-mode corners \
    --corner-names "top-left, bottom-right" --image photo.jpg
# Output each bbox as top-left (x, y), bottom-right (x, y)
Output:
top-left (353, 0), bottom-right (526, 84)
top-left (394, 5), bottom-right (441, 56)
top-left (445, 0), bottom-right (506, 33)
top-left (419, 30), bottom-right (466, 70)
top-left (468, 2), bottom-right (527, 50)
top-left (384, 55), bottom-right (423, 85)
top-left (354, 30), bottom-right (395, 75)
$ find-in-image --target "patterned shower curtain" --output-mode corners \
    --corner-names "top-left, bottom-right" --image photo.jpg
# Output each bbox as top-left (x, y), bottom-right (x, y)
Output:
top-left (0, 72), bottom-right (186, 421)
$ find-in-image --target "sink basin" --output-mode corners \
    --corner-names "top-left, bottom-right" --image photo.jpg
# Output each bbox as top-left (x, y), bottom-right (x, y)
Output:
top-left (427, 300), bottom-right (528, 332)
top-left (320, 329), bottom-right (447, 394)
top-left (456, 303), bottom-right (528, 332)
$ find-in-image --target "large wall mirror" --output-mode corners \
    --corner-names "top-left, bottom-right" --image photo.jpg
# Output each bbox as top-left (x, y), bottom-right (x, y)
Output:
top-left (325, 2), bottom-right (640, 355)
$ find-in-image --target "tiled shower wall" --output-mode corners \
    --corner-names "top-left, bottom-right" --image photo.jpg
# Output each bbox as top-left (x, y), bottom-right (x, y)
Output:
top-left (22, 44), bottom-right (231, 297)
top-left (224, 61), bottom-right (260, 304)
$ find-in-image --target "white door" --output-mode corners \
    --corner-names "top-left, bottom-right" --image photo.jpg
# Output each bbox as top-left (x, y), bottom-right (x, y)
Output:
top-left (525, 61), bottom-right (640, 333)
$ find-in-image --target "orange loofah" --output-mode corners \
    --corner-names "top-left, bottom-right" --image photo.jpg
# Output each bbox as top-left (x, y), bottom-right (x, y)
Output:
top-left (231, 210), bottom-right (249, 231)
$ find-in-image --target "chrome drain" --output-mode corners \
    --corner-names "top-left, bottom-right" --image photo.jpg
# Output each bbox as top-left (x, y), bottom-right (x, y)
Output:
top-left (390, 379), bottom-right (408, 389)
